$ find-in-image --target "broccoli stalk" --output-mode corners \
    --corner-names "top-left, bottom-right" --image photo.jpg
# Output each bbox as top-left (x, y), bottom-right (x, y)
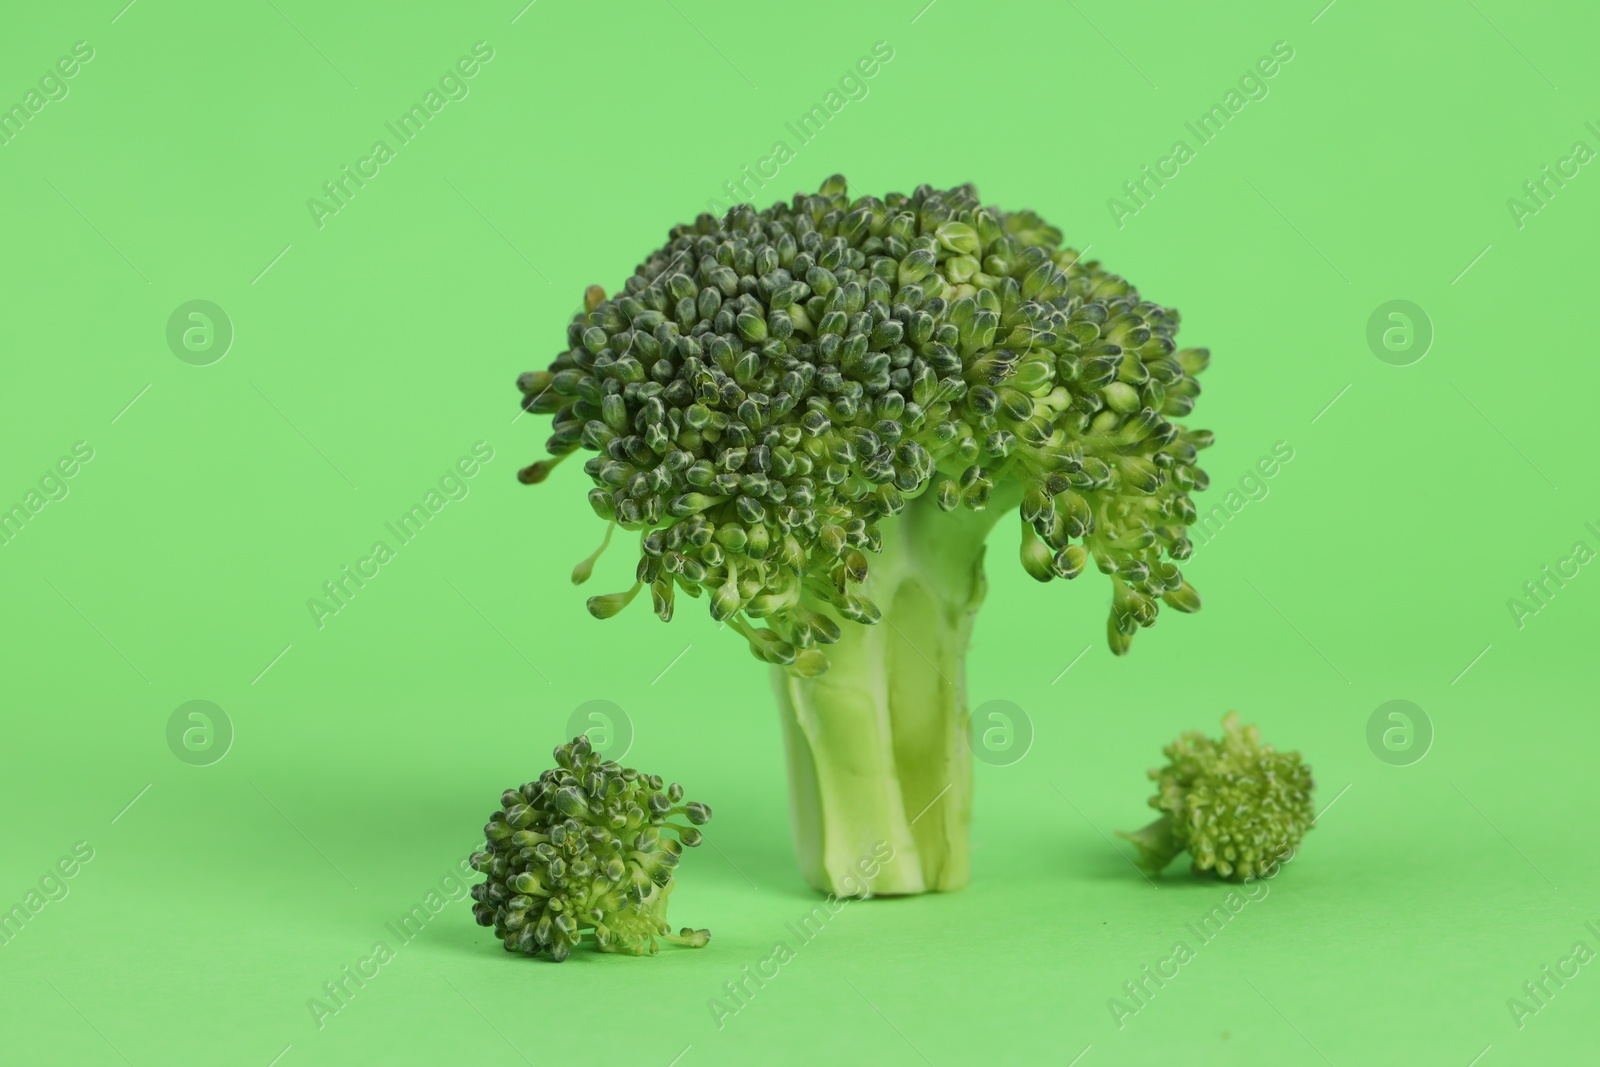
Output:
top-left (773, 480), bottom-right (1018, 893)
top-left (516, 177), bottom-right (1212, 896)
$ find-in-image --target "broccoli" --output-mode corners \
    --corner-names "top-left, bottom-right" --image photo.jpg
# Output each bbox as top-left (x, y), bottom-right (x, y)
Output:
top-left (1118, 712), bottom-right (1315, 881)
top-left (468, 735), bottom-right (712, 960)
top-left (516, 176), bottom-right (1212, 895)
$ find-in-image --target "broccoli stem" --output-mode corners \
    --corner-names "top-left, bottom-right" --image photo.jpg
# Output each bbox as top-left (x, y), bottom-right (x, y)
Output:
top-left (1116, 813), bottom-right (1183, 875)
top-left (772, 483), bottom-right (1020, 896)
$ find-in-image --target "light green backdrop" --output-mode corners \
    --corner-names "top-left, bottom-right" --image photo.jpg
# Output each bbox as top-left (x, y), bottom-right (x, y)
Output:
top-left (2, 1), bottom-right (1595, 1064)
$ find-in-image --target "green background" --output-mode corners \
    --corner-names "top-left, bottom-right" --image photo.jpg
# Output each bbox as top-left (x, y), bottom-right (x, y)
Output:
top-left (2, 0), bottom-right (1595, 1063)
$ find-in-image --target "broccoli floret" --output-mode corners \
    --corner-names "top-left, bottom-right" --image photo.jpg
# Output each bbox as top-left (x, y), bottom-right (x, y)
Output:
top-left (1118, 713), bottom-right (1315, 881)
top-left (516, 177), bottom-right (1212, 895)
top-left (468, 735), bottom-right (712, 960)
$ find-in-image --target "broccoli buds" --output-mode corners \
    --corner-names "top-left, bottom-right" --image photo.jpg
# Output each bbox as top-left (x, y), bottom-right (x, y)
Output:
top-left (468, 735), bottom-right (712, 960)
top-left (516, 176), bottom-right (1212, 673)
top-left (1119, 713), bottom-right (1315, 882)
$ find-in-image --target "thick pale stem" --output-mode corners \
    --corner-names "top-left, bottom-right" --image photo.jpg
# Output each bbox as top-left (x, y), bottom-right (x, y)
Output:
top-left (772, 488), bottom-right (1017, 896)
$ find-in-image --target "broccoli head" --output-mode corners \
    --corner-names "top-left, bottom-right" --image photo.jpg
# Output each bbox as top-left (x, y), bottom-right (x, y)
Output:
top-left (469, 736), bottom-right (712, 960)
top-left (514, 177), bottom-right (1214, 895)
top-left (1119, 712), bottom-right (1315, 881)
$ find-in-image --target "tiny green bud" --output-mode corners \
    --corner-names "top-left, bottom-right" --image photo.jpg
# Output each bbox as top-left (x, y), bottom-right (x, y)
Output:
top-left (1117, 456), bottom-right (1162, 493)
top-left (587, 583), bottom-right (643, 619)
top-left (935, 221), bottom-right (980, 254)
top-left (1020, 525), bottom-right (1055, 582)
top-left (1107, 615), bottom-right (1133, 655)
top-left (736, 311), bottom-right (767, 342)
top-left (1176, 346), bottom-right (1211, 374)
top-left (1162, 581), bottom-right (1201, 613)
top-left (710, 575), bottom-right (741, 621)
top-left (790, 648), bottom-right (830, 676)
top-left (1103, 381), bottom-right (1141, 414)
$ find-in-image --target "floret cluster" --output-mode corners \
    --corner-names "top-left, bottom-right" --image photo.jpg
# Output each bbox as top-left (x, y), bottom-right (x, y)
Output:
top-left (469, 736), bottom-right (712, 960)
top-left (517, 176), bottom-right (1212, 670)
top-left (1122, 712), bottom-right (1317, 881)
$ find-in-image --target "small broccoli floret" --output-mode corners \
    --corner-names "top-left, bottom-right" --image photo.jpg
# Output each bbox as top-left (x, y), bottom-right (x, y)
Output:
top-left (468, 735), bottom-right (712, 960)
top-left (1118, 712), bottom-right (1315, 881)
